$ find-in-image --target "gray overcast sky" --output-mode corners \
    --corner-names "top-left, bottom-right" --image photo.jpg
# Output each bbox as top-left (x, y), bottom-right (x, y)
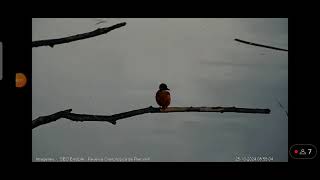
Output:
top-left (32, 18), bottom-right (288, 162)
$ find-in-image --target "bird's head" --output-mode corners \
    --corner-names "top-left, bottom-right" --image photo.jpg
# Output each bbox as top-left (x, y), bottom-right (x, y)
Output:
top-left (159, 83), bottom-right (170, 91)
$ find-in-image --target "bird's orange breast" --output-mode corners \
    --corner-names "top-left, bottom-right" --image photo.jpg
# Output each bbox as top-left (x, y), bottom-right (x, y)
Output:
top-left (156, 90), bottom-right (171, 108)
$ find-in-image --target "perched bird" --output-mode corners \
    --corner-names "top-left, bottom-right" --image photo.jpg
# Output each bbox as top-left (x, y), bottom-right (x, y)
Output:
top-left (156, 83), bottom-right (171, 109)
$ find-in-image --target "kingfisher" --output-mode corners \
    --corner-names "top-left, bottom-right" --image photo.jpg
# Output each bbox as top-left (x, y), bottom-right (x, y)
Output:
top-left (156, 83), bottom-right (171, 109)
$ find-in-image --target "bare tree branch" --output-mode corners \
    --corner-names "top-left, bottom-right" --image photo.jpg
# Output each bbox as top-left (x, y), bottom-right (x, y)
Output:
top-left (32, 109), bottom-right (73, 129)
top-left (235, 38), bottom-right (288, 52)
top-left (32, 106), bottom-right (271, 129)
top-left (32, 22), bottom-right (126, 48)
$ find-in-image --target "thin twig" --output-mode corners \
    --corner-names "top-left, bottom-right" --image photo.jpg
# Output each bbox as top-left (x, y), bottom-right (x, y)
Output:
top-left (32, 106), bottom-right (271, 129)
top-left (275, 98), bottom-right (288, 119)
top-left (32, 22), bottom-right (126, 48)
top-left (235, 38), bottom-right (288, 52)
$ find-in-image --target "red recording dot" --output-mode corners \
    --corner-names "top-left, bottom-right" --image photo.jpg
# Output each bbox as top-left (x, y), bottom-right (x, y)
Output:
top-left (294, 150), bottom-right (299, 154)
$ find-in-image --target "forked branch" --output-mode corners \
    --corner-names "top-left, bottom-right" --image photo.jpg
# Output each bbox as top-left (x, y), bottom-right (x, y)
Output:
top-left (32, 106), bottom-right (271, 129)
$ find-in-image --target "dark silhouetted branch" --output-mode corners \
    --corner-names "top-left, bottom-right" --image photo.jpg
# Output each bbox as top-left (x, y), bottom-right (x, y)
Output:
top-left (32, 106), bottom-right (271, 129)
top-left (32, 109), bottom-right (73, 129)
top-left (32, 22), bottom-right (126, 48)
top-left (235, 38), bottom-right (288, 52)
